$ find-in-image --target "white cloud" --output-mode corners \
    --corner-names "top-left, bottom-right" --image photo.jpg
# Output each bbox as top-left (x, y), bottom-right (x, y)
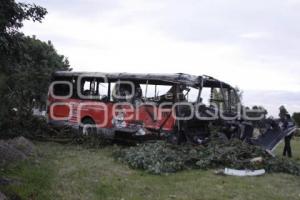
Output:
top-left (240, 32), bottom-right (269, 39)
top-left (21, 0), bottom-right (300, 114)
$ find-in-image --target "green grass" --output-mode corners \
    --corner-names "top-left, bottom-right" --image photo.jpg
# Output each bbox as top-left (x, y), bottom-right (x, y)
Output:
top-left (0, 150), bottom-right (55, 199)
top-left (1, 138), bottom-right (300, 200)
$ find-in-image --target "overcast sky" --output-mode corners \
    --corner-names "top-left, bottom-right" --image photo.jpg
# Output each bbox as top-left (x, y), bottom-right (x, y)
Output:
top-left (21, 0), bottom-right (300, 116)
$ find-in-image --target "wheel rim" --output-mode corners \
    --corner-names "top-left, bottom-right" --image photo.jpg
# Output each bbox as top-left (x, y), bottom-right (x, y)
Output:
top-left (82, 124), bottom-right (94, 136)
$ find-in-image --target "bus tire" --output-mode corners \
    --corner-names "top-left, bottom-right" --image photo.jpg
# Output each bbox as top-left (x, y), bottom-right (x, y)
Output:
top-left (79, 117), bottom-right (97, 137)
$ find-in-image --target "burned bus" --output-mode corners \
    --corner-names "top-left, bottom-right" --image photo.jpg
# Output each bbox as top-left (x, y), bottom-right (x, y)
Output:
top-left (47, 71), bottom-right (296, 150)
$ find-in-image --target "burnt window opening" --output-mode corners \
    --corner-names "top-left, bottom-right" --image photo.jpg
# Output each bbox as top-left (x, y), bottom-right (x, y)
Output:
top-left (111, 81), bottom-right (135, 102)
top-left (184, 86), bottom-right (199, 103)
top-left (53, 83), bottom-right (71, 97)
top-left (81, 79), bottom-right (97, 96)
top-left (140, 84), bottom-right (173, 102)
top-left (79, 78), bottom-right (110, 101)
top-left (98, 82), bottom-right (109, 101)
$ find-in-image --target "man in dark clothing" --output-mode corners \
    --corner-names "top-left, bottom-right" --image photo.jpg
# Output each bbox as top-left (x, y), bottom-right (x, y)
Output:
top-left (283, 133), bottom-right (293, 157)
top-left (279, 106), bottom-right (294, 158)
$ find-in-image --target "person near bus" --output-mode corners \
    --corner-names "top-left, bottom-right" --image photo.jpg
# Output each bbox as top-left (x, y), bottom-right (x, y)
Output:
top-left (279, 106), bottom-right (294, 158)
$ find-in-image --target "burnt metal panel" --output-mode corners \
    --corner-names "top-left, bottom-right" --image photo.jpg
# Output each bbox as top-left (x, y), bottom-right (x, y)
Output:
top-left (52, 71), bottom-right (234, 89)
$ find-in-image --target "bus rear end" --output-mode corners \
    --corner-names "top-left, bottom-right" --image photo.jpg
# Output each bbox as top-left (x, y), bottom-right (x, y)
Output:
top-left (47, 75), bottom-right (78, 129)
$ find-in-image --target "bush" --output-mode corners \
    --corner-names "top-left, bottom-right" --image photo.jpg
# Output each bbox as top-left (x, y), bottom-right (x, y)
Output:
top-left (292, 112), bottom-right (300, 127)
top-left (294, 129), bottom-right (300, 137)
top-left (0, 114), bottom-right (49, 139)
top-left (114, 136), bottom-right (300, 175)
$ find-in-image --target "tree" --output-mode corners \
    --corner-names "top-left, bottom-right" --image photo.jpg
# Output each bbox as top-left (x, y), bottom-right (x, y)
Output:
top-left (235, 86), bottom-right (243, 103)
top-left (0, 0), bottom-right (47, 33)
top-left (292, 113), bottom-right (300, 126)
top-left (0, 0), bottom-right (47, 64)
top-left (0, 0), bottom-right (71, 137)
top-left (5, 36), bottom-right (70, 113)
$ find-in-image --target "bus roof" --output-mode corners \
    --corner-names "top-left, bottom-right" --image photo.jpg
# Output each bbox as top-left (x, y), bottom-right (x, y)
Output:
top-left (52, 71), bottom-right (234, 89)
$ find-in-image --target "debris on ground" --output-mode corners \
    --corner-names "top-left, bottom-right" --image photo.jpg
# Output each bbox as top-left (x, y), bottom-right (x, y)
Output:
top-left (114, 135), bottom-right (300, 175)
top-left (219, 168), bottom-right (266, 177)
top-left (0, 137), bottom-right (36, 167)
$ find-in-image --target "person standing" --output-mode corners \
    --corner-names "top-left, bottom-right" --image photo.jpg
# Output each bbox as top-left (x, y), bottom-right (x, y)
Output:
top-left (279, 106), bottom-right (293, 158)
top-left (283, 132), bottom-right (293, 157)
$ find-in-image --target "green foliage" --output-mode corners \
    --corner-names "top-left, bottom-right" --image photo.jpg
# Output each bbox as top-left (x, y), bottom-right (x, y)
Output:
top-left (292, 112), bottom-right (300, 127)
top-left (0, 0), bottom-right (70, 138)
top-left (115, 137), bottom-right (300, 175)
top-left (0, 158), bottom-right (54, 200)
top-left (0, 0), bottom-right (47, 60)
top-left (4, 115), bottom-right (50, 139)
top-left (6, 36), bottom-right (70, 108)
top-left (0, 35), bottom-right (70, 137)
top-left (114, 141), bottom-right (189, 174)
top-left (0, 0), bottom-right (47, 33)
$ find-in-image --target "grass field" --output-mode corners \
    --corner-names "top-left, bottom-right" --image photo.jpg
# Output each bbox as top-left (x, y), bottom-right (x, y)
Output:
top-left (1, 138), bottom-right (300, 200)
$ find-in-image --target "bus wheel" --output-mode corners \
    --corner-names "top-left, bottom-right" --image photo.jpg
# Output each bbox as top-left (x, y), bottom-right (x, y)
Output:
top-left (80, 118), bottom-right (97, 136)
